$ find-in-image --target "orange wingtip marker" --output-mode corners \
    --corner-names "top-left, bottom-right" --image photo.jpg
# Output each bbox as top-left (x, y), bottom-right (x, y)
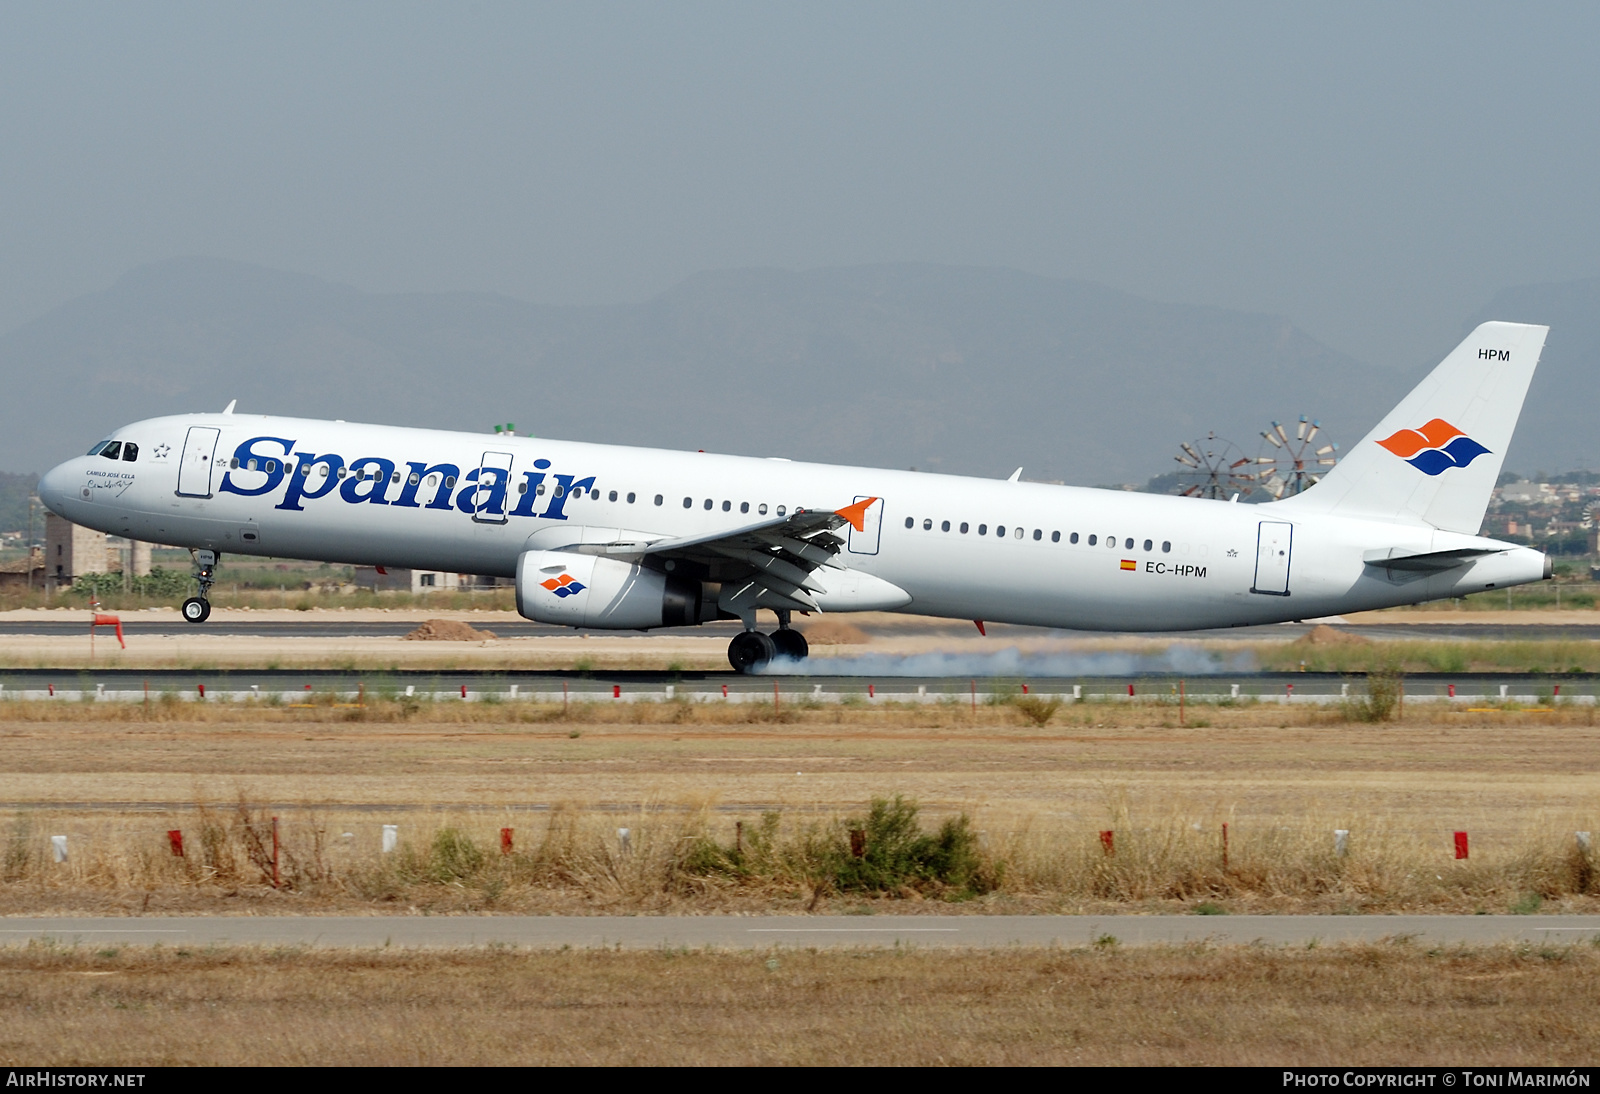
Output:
top-left (834, 496), bottom-right (879, 533)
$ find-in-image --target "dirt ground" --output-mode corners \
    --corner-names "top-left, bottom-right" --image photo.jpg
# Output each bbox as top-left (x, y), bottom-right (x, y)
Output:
top-left (2, 944), bottom-right (1595, 1066)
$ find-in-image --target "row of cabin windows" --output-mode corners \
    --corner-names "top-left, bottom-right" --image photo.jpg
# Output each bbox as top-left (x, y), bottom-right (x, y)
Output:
top-left (89, 441), bottom-right (138, 462)
top-left (224, 461), bottom-right (796, 516)
top-left (903, 516), bottom-right (1172, 553)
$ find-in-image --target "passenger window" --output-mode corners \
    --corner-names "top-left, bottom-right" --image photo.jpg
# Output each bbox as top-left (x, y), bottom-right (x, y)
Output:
top-left (1051, 531), bottom-right (1060, 543)
top-left (609, 490), bottom-right (618, 502)
top-left (122, 443), bottom-right (139, 462)
top-left (740, 502), bottom-right (749, 514)
top-left (722, 500), bottom-right (731, 512)
top-left (554, 485), bottom-right (564, 498)
top-left (1162, 541), bottom-right (1172, 553)
top-left (683, 497), bottom-right (692, 508)
top-left (996, 525), bottom-right (1005, 537)
top-left (978, 524), bottom-right (987, 535)
top-left (628, 492), bottom-right (636, 504)
top-left (654, 495), bottom-right (663, 506)
top-left (409, 472), bottom-right (420, 485)
top-left (1070, 532), bottom-right (1079, 544)
top-left (592, 489), bottom-right (601, 499)
top-left (517, 482), bottom-right (527, 494)
top-left (444, 475), bottom-right (455, 488)
top-left (776, 505), bottom-right (786, 516)
top-left (704, 498), bottom-right (713, 510)
top-left (1015, 527), bottom-right (1024, 539)
top-left (905, 517), bottom-right (914, 529)
top-left (1106, 536), bottom-right (1116, 549)
top-left (941, 520), bottom-right (950, 532)
top-left (100, 442), bottom-right (121, 460)
top-left (919, 519), bottom-right (929, 530)
top-left (758, 504), bottom-right (768, 515)
top-left (1124, 537), bottom-right (1134, 550)
top-left (1143, 539), bottom-right (1152, 551)
top-left (246, 458), bottom-right (257, 471)
top-left (536, 483), bottom-right (546, 495)
top-left (960, 522), bottom-right (969, 534)
top-left (1033, 529), bottom-right (1041, 541)
top-left (265, 459), bottom-right (275, 473)
top-left (390, 471), bottom-right (399, 483)
top-left (1088, 534), bottom-right (1097, 545)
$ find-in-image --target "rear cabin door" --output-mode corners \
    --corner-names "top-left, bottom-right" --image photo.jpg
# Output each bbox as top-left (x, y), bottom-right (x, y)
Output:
top-left (473, 451), bottom-right (514, 524)
top-left (1251, 521), bottom-right (1293, 596)
top-left (847, 496), bottom-right (884, 555)
top-left (176, 427), bottom-right (221, 498)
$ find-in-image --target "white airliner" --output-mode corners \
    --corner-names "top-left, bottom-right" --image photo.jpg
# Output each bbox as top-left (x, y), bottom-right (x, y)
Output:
top-left (37, 321), bottom-right (1551, 672)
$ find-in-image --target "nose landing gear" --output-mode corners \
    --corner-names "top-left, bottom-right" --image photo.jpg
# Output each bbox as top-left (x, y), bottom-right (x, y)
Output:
top-left (182, 549), bottom-right (217, 624)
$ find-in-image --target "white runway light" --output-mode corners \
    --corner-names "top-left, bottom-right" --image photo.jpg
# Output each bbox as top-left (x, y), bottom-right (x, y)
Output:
top-left (51, 835), bottom-right (68, 863)
top-left (381, 825), bottom-right (398, 854)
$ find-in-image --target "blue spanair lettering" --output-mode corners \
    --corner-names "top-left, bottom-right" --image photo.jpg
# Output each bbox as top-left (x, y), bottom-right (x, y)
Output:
top-left (542, 475), bottom-right (595, 521)
top-left (219, 436), bottom-right (295, 498)
top-left (509, 472), bottom-right (547, 517)
top-left (455, 466), bottom-right (510, 515)
top-left (275, 453), bottom-right (345, 511)
top-left (392, 462), bottom-right (461, 510)
top-left (340, 457), bottom-right (397, 505)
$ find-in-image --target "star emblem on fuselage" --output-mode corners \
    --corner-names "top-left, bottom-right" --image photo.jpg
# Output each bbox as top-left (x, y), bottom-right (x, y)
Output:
top-left (152, 443), bottom-right (172, 459)
top-left (1226, 548), bottom-right (1238, 557)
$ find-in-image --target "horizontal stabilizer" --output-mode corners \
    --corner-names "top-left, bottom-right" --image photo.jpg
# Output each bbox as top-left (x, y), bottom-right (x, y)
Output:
top-left (1362, 547), bottom-right (1496, 573)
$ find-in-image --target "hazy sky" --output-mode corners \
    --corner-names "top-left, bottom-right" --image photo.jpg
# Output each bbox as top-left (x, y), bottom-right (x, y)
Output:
top-left (3, 2), bottom-right (1597, 370)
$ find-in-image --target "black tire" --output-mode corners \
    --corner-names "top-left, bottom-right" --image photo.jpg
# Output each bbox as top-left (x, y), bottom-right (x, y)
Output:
top-left (770, 628), bottom-right (809, 660)
top-left (727, 631), bottom-right (778, 673)
top-left (181, 597), bottom-right (211, 624)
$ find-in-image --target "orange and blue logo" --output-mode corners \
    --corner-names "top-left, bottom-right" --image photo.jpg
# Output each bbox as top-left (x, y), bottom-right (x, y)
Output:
top-left (540, 573), bottom-right (586, 598)
top-left (1376, 418), bottom-right (1491, 476)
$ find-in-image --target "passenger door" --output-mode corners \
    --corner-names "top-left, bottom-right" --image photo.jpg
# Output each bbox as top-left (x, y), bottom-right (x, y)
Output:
top-left (176, 427), bottom-right (221, 498)
top-left (846, 496), bottom-right (884, 555)
top-left (1251, 521), bottom-right (1293, 596)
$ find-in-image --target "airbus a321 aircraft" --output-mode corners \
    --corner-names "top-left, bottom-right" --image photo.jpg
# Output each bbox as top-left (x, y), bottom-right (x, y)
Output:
top-left (37, 321), bottom-right (1551, 672)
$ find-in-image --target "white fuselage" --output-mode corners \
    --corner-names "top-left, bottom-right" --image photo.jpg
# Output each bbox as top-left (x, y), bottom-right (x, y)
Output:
top-left (38, 412), bottom-right (1548, 630)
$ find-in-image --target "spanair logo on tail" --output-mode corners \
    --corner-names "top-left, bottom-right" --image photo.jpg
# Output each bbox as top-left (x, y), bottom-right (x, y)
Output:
top-left (541, 573), bottom-right (585, 598)
top-left (1375, 418), bottom-right (1491, 476)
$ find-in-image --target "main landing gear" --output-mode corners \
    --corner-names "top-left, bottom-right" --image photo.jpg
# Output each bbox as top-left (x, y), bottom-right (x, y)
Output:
top-left (726, 612), bottom-right (810, 673)
top-left (181, 549), bottom-right (218, 624)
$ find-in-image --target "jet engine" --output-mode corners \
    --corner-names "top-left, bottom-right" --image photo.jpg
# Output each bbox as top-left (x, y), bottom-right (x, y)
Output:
top-left (515, 549), bottom-right (716, 630)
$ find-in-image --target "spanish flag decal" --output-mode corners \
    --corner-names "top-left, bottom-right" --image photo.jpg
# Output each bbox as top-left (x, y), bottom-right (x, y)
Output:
top-left (1120, 559), bottom-right (1137, 571)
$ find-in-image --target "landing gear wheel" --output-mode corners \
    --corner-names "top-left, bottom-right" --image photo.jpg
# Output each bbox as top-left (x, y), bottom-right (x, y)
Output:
top-left (770, 628), bottom-right (809, 661)
top-left (181, 597), bottom-right (211, 624)
top-left (728, 631), bottom-right (777, 673)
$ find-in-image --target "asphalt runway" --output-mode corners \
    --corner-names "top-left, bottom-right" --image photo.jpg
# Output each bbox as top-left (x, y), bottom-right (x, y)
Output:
top-left (2, 915), bottom-right (1597, 949)
top-left (1, 667), bottom-right (1594, 699)
top-left (2, 619), bottom-right (1599, 640)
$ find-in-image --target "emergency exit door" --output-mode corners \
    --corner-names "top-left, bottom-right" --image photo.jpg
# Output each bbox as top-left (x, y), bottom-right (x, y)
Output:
top-left (1251, 521), bottom-right (1293, 596)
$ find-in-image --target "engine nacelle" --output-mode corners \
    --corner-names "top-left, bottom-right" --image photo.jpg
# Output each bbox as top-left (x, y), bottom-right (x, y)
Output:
top-left (515, 549), bottom-right (711, 630)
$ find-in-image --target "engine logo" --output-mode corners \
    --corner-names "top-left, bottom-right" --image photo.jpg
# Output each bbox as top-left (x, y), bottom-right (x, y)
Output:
top-left (540, 573), bottom-right (586, 598)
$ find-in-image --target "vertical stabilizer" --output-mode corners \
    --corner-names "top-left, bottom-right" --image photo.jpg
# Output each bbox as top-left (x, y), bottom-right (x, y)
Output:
top-left (1274, 321), bottom-right (1547, 533)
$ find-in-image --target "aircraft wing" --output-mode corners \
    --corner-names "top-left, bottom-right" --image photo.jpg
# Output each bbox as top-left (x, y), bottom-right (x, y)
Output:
top-left (595, 497), bottom-right (877, 612)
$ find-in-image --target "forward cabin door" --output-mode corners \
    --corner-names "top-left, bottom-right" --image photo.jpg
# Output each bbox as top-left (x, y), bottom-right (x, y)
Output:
top-left (473, 450), bottom-right (514, 524)
top-left (846, 496), bottom-right (884, 555)
top-left (176, 426), bottom-right (221, 498)
top-left (1252, 521), bottom-right (1293, 596)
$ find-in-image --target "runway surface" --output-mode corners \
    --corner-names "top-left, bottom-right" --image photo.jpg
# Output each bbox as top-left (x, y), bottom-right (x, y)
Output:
top-left (3, 915), bottom-right (1597, 948)
top-left (2, 618), bottom-right (1598, 640)
top-left (1, 666), bottom-right (1593, 699)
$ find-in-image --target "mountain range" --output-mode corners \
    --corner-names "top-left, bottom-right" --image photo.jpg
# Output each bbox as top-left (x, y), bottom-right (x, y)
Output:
top-left (0, 258), bottom-right (1591, 484)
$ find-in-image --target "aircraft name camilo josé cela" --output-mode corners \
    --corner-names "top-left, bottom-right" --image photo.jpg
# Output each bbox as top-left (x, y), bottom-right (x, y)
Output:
top-left (38, 322), bottom-right (1552, 672)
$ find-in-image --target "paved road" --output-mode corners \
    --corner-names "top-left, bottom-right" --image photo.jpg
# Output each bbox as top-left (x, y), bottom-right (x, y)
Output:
top-left (2, 915), bottom-right (1597, 949)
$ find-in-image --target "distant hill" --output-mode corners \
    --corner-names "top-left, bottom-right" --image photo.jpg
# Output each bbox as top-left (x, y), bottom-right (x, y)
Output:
top-left (0, 258), bottom-right (1430, 484)
top-left (1470, 278), bottom-right (1600, 478)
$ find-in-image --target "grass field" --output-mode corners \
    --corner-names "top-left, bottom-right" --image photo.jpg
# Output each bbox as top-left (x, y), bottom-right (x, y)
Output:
top-left (2, 694), bottom-right (1598, 916)
top-left (1, 943), bottom-right (1595, 1066)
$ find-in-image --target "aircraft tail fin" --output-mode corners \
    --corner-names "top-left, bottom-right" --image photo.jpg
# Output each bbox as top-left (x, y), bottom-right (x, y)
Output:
top-left (1274, 321), bottom-right (1548, 533)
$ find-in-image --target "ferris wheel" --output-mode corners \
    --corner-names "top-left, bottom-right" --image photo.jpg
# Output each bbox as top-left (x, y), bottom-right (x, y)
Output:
top-left (1171, 433), bottom-right (1257, 500)
top-left (1254, 416), bottom-right (1339, 499)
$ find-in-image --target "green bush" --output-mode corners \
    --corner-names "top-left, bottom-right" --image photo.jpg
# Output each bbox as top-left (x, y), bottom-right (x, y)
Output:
top-left (828, 796), bottom-right (988, 895)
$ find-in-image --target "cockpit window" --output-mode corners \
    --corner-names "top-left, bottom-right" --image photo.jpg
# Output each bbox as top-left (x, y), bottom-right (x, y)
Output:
top-left (87, 440), bottom-right (111, 456)
top-left (99, 441), bottom-right (122, 460)
top-left (121, 442), bottom-right (139, 462)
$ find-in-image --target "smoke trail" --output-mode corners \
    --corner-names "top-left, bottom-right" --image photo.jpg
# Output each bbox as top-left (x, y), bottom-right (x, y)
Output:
top-left (754, 645), bottom-right (1256, 677)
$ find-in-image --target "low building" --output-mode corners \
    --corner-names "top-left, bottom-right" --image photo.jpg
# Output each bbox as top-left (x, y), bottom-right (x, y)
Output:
top-left (352, 567), bottom-right (508, 593)
top-left (0, 547), bottom-right (45, 590)
top-left (43, 514), bottom-right (153, 589)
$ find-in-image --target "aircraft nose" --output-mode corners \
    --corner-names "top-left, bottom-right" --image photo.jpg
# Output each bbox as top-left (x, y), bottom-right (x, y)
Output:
top-left (36, 459), bottom-right (79, 515)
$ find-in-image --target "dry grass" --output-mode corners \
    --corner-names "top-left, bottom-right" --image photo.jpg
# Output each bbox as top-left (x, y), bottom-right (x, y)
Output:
top-left (4, 694), bottom-right (1600, 916)
top-left (0, 943), bottom-right (1596, 1065)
